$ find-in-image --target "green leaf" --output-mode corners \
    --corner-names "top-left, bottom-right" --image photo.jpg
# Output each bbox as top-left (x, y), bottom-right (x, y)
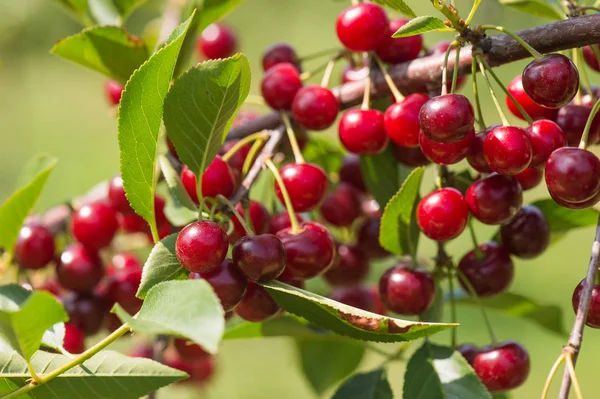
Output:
top-left (0, 285), bottom-right (68, 361)
top-left (499, 0), bottom-right (564, 20)
top-left (159, 155), bottom-right (197, 212)
top-left (52, 0), bottom-right (90, 24)
top-left (392, 16), bottom-right (454, 38)
top-left (303, 136), bottom-right (345, 175)
top-left (224, 315), bottom-right (314, 339)
top-left (379, 167), bottom-right (424, 256)
top-left (261, 281), bottom-right (456, 343)
top-left (421, 284), bottom-right (444, 323)
top-left (360, 146), bottom-right (406, 208)
top-left (40, 323), bottom-right (66, 353)
top-left (0, 350), bottom-right (187, 398)
top-left (163, 54), bottom-right (251, 206)
top-left (297, 339), bottom-right (364, 395)
top-left (15, 154), bottom-right (57, 189)
top-left (332, 369), bottom-right (393, 399)
top-left (118, 13), bottom-right (195, 240)
top-left (404, 342), bottom-right (491, 399)
top-left (530, 199), bottom-right (599, 244)
top-left (370, 0), bottom-right (417, 18)
top-left (115, 279), bottom-right (224, 354)
top-left (0, 157), bottom-right (57, 256)
top-left (112, 0), bottom-right (147, 19)
top-left (51, 26), bottom-right (149, 84)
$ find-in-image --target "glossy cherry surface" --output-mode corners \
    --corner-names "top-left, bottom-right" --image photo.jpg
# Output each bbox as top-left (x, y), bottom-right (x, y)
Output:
top-left (324, 244), bottom-right (369, 287)
top-left (105, 80), bottom-right (123, 106)
top-left (335, 3), bottom-right (389, 52)
top-left (181, 157), bottom-right (236, 203)
top-left (483, 126), bottom-right (532, 175)
top-left (262, 43), bottom-right (299, 71)
top-left (274, 163), bottom-right (328, 212)
top-left (572, 279), bottom-right (600, 328)
top-left (190, 259), bottom-right (248, 312)
top-left (260, 63), bottom-right (303, 110)
top-left (522, 54), bottom-right (579, 108)
top-left (232, 234), bottom-right (286, 282)
top-left (235, 281), bottom-right (281, 322)
top-left (384, 93), bottom-right (429, 148)
top-left (339, 109), bottom-right (388, 155)
top-left (391, 144), bottom-right (431, 167)
top-left (175, 221), bottom-right (228, 274)
top-left (419, 128), bottom-right (473, 165)
top-left (107, 174), bottom-right (134, 215)
top-left (63, 323), bottom-right (85, 354)
top-left (545, 147), bottom-right (600, 205)
top-left (379, 265), bottom-right (435, 315)
top-left (71, 201), bottom-right (119, 250)
top-left (466, 174), bottom-right (522, 225)
top-left (514, 167), bottom-right (543, 191)
top-left (473, 341), bottom-right (530, 393)
top-left (419, 94), bottom-right (474, 143)
top-left (62, 292), bottom-right (107, 336)
top-left (555, 105), bottom-right (600, 146)
top-left (56, 243), bottom-right (104, 293)
top-left (197, 23), bottom-right (236, 60)
top-left (458, 242), bottom-right (514, 297)
top-left (320, 183), bottom-right (362, 226)
top-left (339, 154), bottom-right (366, 192)
top-left (525, 119), bottom-right (566, 167)
top-left (505, 74), bottom-right (557, 121)
top-left (15, 223), bottom-right (55, 270)
top-left (500, 205), bottom-right (550, 259)
top-left (416, 188), bottom-right (469, 241)
top-left (375, 19), bottom-right (422, 64)
top-left (291, 85), bottom-right (339, 131)
top-left (457, 343), bottom-right (479, 366)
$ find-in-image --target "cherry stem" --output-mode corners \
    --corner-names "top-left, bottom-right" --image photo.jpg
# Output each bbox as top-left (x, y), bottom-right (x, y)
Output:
top-left (467, 219), bottom-right (485, 259)
top-left (265, 158), bottom-right (302, 234)
top-left (451, 43), bottom-right (462, 94)
top-left (299, 47), bottom-right (342, 63)
top-left (361, 53), bottom-right (372, 110)
top-left (281, 112), bottom-right (305, 164)
top-left (541, 353), bottom-right (566, 399)
top-left (577, 48), bottom-right (593, 97)
top-left (572, 49), bottom-right (583, 106)
top-left (565, 354), bottom-right (584, 399)
top-left (471, 57), bottom-right (487, 131)
top-left (222, 131), bottom-right (268, 162)
top-left (578, 6), bottom-right (600, 13)
top-left (320, 57), bottom-right (338, 88)
top-left (477, 56), bottom-right (510, 127)
top-left (441, 40), bottom-right (458, 96)
top-left (578, 97), bottom-right (600, 149)
top-left (242, 137), bottom-right (265, 176)
top-left (373, 53), bottom-right (405, 102)
top-left (480, 25), bottom-right (544, 60)
top-left (465, 0), bottom-right (482, 26)
top-left (456, 268), bottom-right (498, 346)
top-left (217, 195), bottom-right (255, 235)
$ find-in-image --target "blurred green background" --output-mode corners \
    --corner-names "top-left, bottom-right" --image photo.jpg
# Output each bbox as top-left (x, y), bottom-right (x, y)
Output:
top-left (1, 0), bottom-right (599, 398)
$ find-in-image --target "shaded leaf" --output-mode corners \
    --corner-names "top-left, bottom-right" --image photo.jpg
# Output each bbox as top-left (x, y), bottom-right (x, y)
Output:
top-left (302, 136), bottom-right (345, 175)
top-left (360, 146), bottom-right (402, 208)
top-left (332, 369), bottom-right (393, 399)
top-left (370, 0), bottom-right (417, 18)
top-left (392, 16), bottom-right (453, 38)
top-left (137, 234), bottom-right (188, 299)
top-left (499, 0), bottom-right (564, 20)
top-left (530, 198), bottom-right (599, 244)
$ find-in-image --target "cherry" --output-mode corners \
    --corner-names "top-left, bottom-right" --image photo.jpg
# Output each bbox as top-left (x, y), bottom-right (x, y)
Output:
top-left (457, 343), bottom-right (479, 366)
top-left (339, 154), bottom-right (366, 192)
top-left (56, 243), bottom-right (104, 293)
top-left (329, 286), bottom-right (384, 313)
top-left (260, 63), bottom-right (303, 110)
top-left (175, 220), bottom-right (228, 274)
top-left (181, 157), bottom-right (236, 203)
top-left (190, 259), bottom-right (247, 312)
top-left (384, 93), bottom-right (429, 148)
top-left (500, 205), bottom-right (550, 259)
top-left (341, 64), bottom-right (369, 84)
top-left (514, 167), bottom-right (543, 191)
top-left (427, 41), bottom-right (466, 91)
top-left (104, 267), bottom-right (143, 314)
top-left (37, 279), bottom-right (63, 298)
top-left (118, 196), bottom-right (167, 234)
top-left (545, 147), bottom-right (600, 205)
top-left (105, 80), bottom-right (123, 106)
top-left (106, 252), bottom-right (142, 276)
top-left (232, 234), bottom-right (286, 282)
top-left (262, 43), bottom-right (299, 71)
top-left (188, 357), bottom-right (216, 383)
top-left (219, 140), bottom-right (252, 172)
top-left (484, 126), bottom-right (532, 175)
top-left (197, 23), bottom-right (236, 60)
top-left (466, 174), bottom-right (522, 225)
top-left (357, 217), bottom-right (389, 259)
top-left (320, 183), bottom-right (362, 226)
top-left (524, 119), bottom-right (566, 167)
top-left (379, 265), bottom-right (435, 315)
top-left (339, 109), bottom-right (388, 155)
top-left (291, 85), bottom-right (339, 131)
top-left (269, 211), bottom-right (304, 234)
top-left (391, 143), bottom-right (431, 167)
top-left (174, 338), bottom-right (210, 362)
top-left (522, 54), bottom-right (579, 108)
top-left (276, 222), bottom-right (335, 281)
top-left (467, 127), bottom-right (494, 173)
top-left (419, 94), bottom-right (475, 143)
top-left (324, 244), bottom-right (369, 287)
top-left (363, 199), bottom-right (380, 218)
top-left (419, 128), bottom-right (473, 165)
top-left (376, 19), bottom-right (423, 64)
top-left (416, 188), bottom-right (469, 241)
top-left (335, 3), bottom-right (389, 52)
top-left (229, 200), bottom-right (271, 243)
top-left (274, 163), bottom-right (328, 212)
top-left (505, 75), bottom-right (558, 121)
top-left (62, 292), bottom-right (107, 336)
top-left (473, 341), bottom-right (530, 392)
top-left (555, 105), bottom-right (600, 146)
top-left (71, 201), bottom-right (119, 250)
top-left (107, 174), bottom-right (134, 215)
top-left (63, 323), bottom-right (85, 354)
top-left (235, 281), bottom-right (281, 322)
top-left (583, 45), bottom-right (600, 72)
top-left (458, 242), bottom-right (514, 297)
top-left (14, 223), bottom-right (55, 270)
top-left (129, 344), bottom-right (153, 359)
top-left (572, 279), bottom-right (600, 328)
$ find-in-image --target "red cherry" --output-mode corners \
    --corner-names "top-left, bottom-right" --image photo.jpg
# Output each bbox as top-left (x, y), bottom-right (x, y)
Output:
top-left (260, 63), bottom-right (303, 110)
top-left (175, 220), bottom-right (228, 274)
top-left (416, 188), bottom-right (469, 241)
top-left (71, 201), bottom-right (119, 250)
top-left (104, 267), bottom-right (143, 314)
top-left (269, 212), bottom-right (304, 234)
top-left (15, 223), bottom-right (55, 270)
top-left (107, 174), bottom-right (134, 215)
top-left (339, 109), bottom-right (388, 155)
top-left (375, 19), bottom-right (423, 64)
top-left (467, 127), bottom-right (495, 173)
top-left (335, 3), bottom-right (389, 52)
top-left (583, 45), bottom-right (600, 72)
top-left (62, 292), bottom-right (107, 336)
top-left (262, 43), bottom-right (299, 71)
top-left (419, 94), bottom-right (475, 144)
top-left (473, 341), bottom-right (530, 392)
top-left (514, 167), bottom-right (543, 191)
top-left (274, 163), bottom-right (328, 212)
top-left (545, 147), bottom-right (600, 205)
top-left (188, 357), bottom-right (216, 384)
top-left (379, 265), bottom-right (435, 315)
top-left (357, 217), bottom-right (389, 259)
top-left (341, 64), bottom-right (369, 84)
top-left (466, 174), bottom-right (522, 225)
top-left (233, 234), bottom-right (286, 282)
top-left (197, 23), bottom-right (236, 60)
top-left (105, 80), bottom-right (123, 106)
top-left (457, 343), bottom-right (479, 366)
top-left (320, 183), bottom-right (362, 227)
top-left (555, 105), bottom-right (600, 146)
top-left (190, 259), bottom-right (248, 312)
top-left (229, 200), bottom-right (271, 243)
top-left (419, 128), bottom-right (473, 165)
top-left (117, 196), bottom-right (168, 234)
top-left (525, 119), bottom-right (566, 167)
top-left (181, 157), bottom-right (236, 203)
top-left (235, 281), bottom-right (281, 322)
top-left (329, 286), bottom-right (383, 313)
top-left (384, 93), bottom-right (429, 148)
top-left (339, 154), bottom-right (366, 192)
top-left (63, 323), bottom-right (85, 354)
top-left (106, 252), bottom-right (141, 276)
top-left (458, 242), bottom-right (514, 297)
top-left (292, 85), bottom-right (339, 131)
top-left (324, 244), bottom-right (369, 287)
top-left (173, 339), bottom-right (211, 364)
top-left (505, 75), bottom-right (558, 121)
top-left (219, 140), bottom-right (252, 172)
top-left (56, 243), bottom-right (104, 293)
top-left (483, 126), bottom-right (532, 175)
top-left (500, 205), bottom-right (550, 259)
top-left (522, 54), bottom-right (579, 108)
top-left (572, 279), bottom-right (600, 328)
top-left (391, 144), bottom-right (431, 167)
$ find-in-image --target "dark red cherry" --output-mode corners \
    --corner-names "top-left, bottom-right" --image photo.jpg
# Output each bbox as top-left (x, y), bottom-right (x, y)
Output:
top-left (292, 85), bottom-right (339, 131)
top-left (384, 93), bottom-right (429, 148)
top-left (514, 167), bottom-right (543, 190)
top-left (175, 220), bottom-right (228, 274)
top-left (339, 154), bottom-right (366, 192)
top-left (62, 292), bottom-right (107, 336)
top-left (274, 163), bottom-right (328, 212)
top-left (457, 343), bottom-right (479, 366)
top-left (484, 126), bottom-right (532, 175)
top-left (63, 323), bottom-right (85, 354)
top-left (525, 119), bottom-right (566, 167)
top-left (219, 140), bottom-right (252, 172)
top-left (229, 200), bottom-right (271, 243)
top-left (105, 80), bottom-right (123, 106)
top-left (339, 109), bottom-right (388, 155)
top-left (262, 43), bottom-right (299, 71)
top-left (104, 267), bottom-right (143, 314)
top-left (15, 223), bottom-right (55, 270)
top-left (190, 259), bottom-right (248, 312)
top-left (335, 3), bottom-right (389, 52)
top-left (329, 286), bottom-right (383, 313)
top-left (473, 341), bottom-right (530, 392)
top-left (319, 183), bottom-right (362, 226)
top-left (467, 127), bottom-right (495, 173)
top-left (583, 45), bottom-right (600, 72)
top-left (572, 279), bottom-right (600, 328)
top-left (357, 217), bottom-right (389, 259)
top-left (71, 201), bottom-right (119, 250)
top-left (188, 356), bottom-right (216, 383)
top-left (375, 19), bottom-right (423, 64)
top-left (506, 75), bottom-right (558, 121)
top-left (391, 144), bottom-right (431, 167)
top-left (416, 188), bottom-right (469, 241)
top-left (466, 174), bottom-right (522, 225)
top-left (341, 64), bottom-right (369, 84)
top-left (522, 54), bottom-right (579, 108)
top-left (197, 23), bottom-right (236, 60)
top-left (56, 243), bottom-right (104, 293)
top-left (555, 105), bottom-right (600, 146)
top-left (419, 128), bottom-right (473, 165)
top-left (378, 265), bottom-right (435, 315)
top-left (107, 174), bottom-right (134, 215)
top-left (419, 94), bottom-right (475, 144)
top-left (232, 234), bottom-right (286, 282)
top-left (181, 157), bottom-right (236, 203)
top-left (269, 212), bottom-right (304, 234)
top-left (174, 338), bottom-right (210, 362)
top-left (545, 147), bottom-right (600, 205)
top-left (500, 205), bottom-right (550, 259)
top-left (324, 244), bottom-right (369, 287)
top-left (235, 281), bottom-right (281, 322)
top-left (260, 63), bottom-right (303, 110)
top-left (458, 242), bottom-right (514, 297)
top-left (276, 222), bottom-right (335, 281)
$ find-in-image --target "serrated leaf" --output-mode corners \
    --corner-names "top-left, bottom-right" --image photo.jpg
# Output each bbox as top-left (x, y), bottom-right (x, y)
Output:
top-left (530, 198), bottom-right (599, 244)
top-left (0, 285), bottom-right (68, 361)
top-left (40, 323), bottom-right (66, 353)
top-left (163, 54), bottom-right (251, 206)
top-left (499, 0), bottom-right (564, 20)
top-left (115, 279), bottom-right (224, 354)
top-left (0, 350), bottom-right (187, 398)
top-left (370, 0), bottom-right (417, 18)
top-left (137, 234), bottom-right (188, 299)
top-left (51, 26), bottom-right (149, 84)
top-left (392, 16), bottom-right (453, 38)
top-left (118, 13), bottom-right (195, 241)
top-left (360, 146), bottom-right (405, 208)
top-left (379, 167), bottom-right (424, 256)
top-left (421, 284), bottom-right (444, 323)
top-left (332, 369), bottom-right (393, 399)
top-left (302, 136), bottom-right (345, 175)
top-left (159, 155), bottom-right (197, 212)
top-left (261, 281), bottom-right (456, 343)
top-left (0, 157), bottom-right (57, 256)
